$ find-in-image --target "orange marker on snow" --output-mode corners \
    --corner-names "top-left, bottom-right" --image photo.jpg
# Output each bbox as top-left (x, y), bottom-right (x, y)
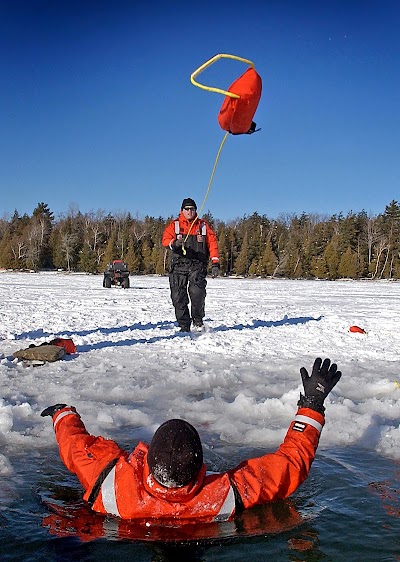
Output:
top-left (349, 325), bottom-right (366, 334)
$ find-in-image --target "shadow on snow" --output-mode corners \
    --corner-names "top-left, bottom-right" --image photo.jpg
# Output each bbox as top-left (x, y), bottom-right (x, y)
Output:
top-left (11, 315), bottom-right (323, 355)
top-left (77, 315), bottom-right (324, 353)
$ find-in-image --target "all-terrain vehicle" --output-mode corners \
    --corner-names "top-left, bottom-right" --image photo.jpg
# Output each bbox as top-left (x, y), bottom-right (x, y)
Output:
top-left (103, 260), bottom-right (130, 289)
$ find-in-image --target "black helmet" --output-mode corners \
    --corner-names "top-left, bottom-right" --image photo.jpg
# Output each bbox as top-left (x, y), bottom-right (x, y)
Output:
top-left (147, 419), bottom-right (203, 487)
top-left (181, 198), bottom-right (197, 210)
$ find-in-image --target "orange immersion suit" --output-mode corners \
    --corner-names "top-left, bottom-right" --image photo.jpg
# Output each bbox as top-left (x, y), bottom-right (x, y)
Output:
top-left (162, 212), bottom-right (219, 329)
top-left (51, 406), bottom-right (324, 522)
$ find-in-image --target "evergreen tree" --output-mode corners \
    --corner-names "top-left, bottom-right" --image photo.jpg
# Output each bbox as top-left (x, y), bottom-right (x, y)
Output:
top-left (234, 231), bottom-right (249, 275)
top-left (153, 244), bottom-right (165, 275)
top-left (0, 231), bottom-right (15, 268)
top-left (258, 238), bottom-right (278, 276)
top-left (101, 234), bottom-right (119, 270)
top-left (78, 244), bottom-right (97, 273)
top-left (215, 223), bottom-right (228, 275)
top-left (324, 235), bottom-right (341, 279)
top-left (310, 255), bottom-right (329, 279)
top-left (269, 216), bottom-right (290, 277)
top-left (142, 240), bottom-right (154, 274)
top-left (125, 239), bottom-right (143, 274)
top-left (202, 211), bottom-right (215, 229)
top-left (248, 258), bottom-right (259, 276)
top-left (1, 199), bottom-right (400, 279)
top-left (225, 223), bottom-right (239, 275)
top-left (338, 246), bottom-right (358, 278)
top-left (381, 200), bottom-right (400, 278)
top-left (279, 215), bottom-right (304, 278)
top-left (32, 202), bottom-right (54, 268)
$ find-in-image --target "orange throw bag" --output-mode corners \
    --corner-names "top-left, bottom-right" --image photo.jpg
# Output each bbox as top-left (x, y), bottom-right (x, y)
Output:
top-left (349, 325), bottom-right (366, 334)
top-left (50, 338), bottom-right (77, 354)
top-left (218, 67), bottom-right (262, 134)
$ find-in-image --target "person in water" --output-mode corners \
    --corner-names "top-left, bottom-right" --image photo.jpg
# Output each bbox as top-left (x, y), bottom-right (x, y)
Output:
top-left (41, 357), bottom-right (341, 522)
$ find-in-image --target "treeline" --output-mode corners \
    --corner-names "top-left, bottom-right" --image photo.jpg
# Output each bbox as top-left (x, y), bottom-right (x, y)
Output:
top-left (1, 200), bottom-right (400, 279)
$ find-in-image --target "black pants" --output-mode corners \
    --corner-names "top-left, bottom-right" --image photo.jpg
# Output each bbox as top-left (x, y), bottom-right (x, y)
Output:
top-left (169, 260), bottom-right (207, 328)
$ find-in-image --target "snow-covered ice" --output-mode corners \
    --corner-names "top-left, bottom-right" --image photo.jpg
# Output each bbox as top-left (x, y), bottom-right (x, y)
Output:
top-left (0, 271), bottom-right (399, 474)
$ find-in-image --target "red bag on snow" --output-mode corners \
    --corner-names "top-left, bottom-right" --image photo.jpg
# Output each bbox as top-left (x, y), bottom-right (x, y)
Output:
top-left (50, 338), bottom-right (77, 354)
top-left (349, 325), bottom-right (366, 334)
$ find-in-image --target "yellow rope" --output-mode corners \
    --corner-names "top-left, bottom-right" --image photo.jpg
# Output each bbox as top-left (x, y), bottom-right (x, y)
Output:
top-left (182, 53), bottom-right (254, 254)
top-left (190, 53), bottom-right (254, 97)
top-left (182, 131), bottom-right (229, 254)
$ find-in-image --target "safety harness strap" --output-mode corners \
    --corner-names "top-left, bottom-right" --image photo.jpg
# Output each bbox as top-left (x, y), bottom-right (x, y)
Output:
top-left (175, 220), bottom-right (206, 236)
top-left (87, 457), bottom-right (119, 507)
top-left (229, 478), bottom-right (244, 513)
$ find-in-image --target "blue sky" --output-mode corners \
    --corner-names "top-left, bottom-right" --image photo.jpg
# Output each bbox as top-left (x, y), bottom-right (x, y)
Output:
top-left (1, 0), bottom-right (399, 221)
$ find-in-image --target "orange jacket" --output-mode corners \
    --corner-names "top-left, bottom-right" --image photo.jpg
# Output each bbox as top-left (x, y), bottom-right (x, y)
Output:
top-left (43, 496), bottom-right (303, 542)
top-left (51, 406), bottom-right (323, 522)
top-left (162, 212), bottom-right (219, 264)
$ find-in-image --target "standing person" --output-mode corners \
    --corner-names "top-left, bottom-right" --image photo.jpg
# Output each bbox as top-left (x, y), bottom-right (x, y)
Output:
top-left (162, 198), bottom-right (220, 332)
top-left (41, 357), bottom-right (342, 522)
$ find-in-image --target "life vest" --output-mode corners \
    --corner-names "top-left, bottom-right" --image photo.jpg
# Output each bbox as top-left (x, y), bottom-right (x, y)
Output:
top-left (172, 218), bottom-right (209, 263)
top-left (175, 220), bottom-right (207, 237)
top-left (218, 67), bottom-right (262, 135)
top-left (162, 214), bottom-right (219, 265)
top-left (88, 443), bottom-right (236, 522)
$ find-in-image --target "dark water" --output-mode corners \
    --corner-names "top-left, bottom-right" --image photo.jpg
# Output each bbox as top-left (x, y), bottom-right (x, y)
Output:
top-left (0, 446), bottom-right (399, 561)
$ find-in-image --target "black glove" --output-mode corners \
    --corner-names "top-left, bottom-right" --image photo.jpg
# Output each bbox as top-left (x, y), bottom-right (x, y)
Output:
top-left (298, 358), bottom-right (341, 414)
top-left (41, 403), bottom-right (67, 417)
top-left (173, 237), bottom-right (184, 249)
top-left (211, 264), bottom-right (220, 278)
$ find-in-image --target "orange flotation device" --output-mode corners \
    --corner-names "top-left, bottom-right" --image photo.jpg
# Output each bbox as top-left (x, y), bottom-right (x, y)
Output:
top-left (186, 54), bottom-right (263, 238)
top-left (217, 67), bottom-right (262, 134)
top-left (191, 54), bottom-right (262, 135)
top-left (349, 325), bottom-right (366, 334)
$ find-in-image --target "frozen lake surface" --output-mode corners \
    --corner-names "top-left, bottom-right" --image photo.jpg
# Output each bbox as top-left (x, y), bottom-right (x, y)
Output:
top-left (0, 272), bottom-right (399, 560)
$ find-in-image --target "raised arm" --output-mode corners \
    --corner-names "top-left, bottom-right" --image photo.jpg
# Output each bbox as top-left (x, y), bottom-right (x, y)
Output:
top-left (41, 404), bottom-right (126, 494)
top-left (229, 358), bottom-right (341, 509)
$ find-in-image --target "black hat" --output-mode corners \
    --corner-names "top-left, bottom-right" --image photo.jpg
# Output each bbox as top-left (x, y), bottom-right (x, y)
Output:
top-left (147, 419), bottom-right (203, 488)
top-left (181, 198), bottom-right (197, 210)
